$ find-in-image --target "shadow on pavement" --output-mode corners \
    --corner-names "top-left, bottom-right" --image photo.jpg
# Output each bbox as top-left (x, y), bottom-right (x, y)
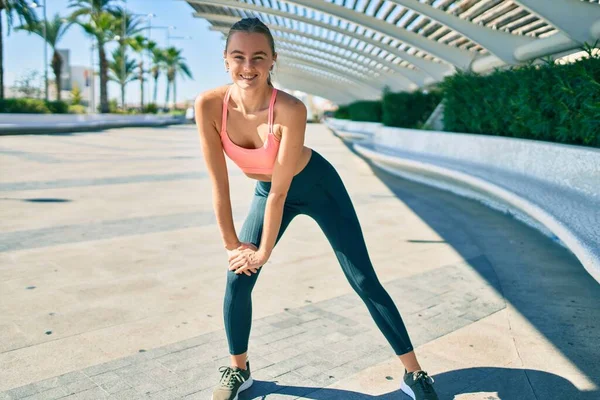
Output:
top-left (330, 137), bottom-right (600, 395)
top-left (244, 367), bottom-right (597, 399)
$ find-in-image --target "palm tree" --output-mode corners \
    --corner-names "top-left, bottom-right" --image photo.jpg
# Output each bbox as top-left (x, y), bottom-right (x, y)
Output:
top-left (17, 14), bottom-right (71, 101)
top-left (69, 0), bottom-right (119, 113)
top-left (108, 46), bottom-right (136, 109)
top-left (148, 41), bottom-right (163, 105)
top-left (127, 34), bottom-right (146, 110)
top-left (0, 0), bottom-right (38, 99)
top-left (163, 47), bottom-right (192, 110)
top-left (111, 7), bottom-right (143, 109)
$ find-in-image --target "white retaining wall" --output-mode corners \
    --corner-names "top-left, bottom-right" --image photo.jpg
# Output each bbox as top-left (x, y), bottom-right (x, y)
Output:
top-left (325, 118), bottom-right (600, 284)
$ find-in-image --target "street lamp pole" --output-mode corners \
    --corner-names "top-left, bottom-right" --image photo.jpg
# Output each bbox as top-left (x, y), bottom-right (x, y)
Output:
top-left (128, 13), bottom-right (155, 108)
top-left (151, 25), bottom-right (176, 47)
top-left (43, 0), bottom-right (47, 101)
top-left (121, 0), bottom-right (126, 108)
top-left (90, 41), bottom-right (95, 113)
top-left (31, 1), bottom-right (48, 101)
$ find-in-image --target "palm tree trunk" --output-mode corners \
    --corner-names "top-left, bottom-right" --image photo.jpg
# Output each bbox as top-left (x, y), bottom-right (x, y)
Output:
top-left (165, 80), bottom-right (170, 109)
top-left (121, 83), bottom-right (125, 111)
top-left (173, 78), bottom-right (177, 110)
top-left (139, 61), bottom-right (144, 110)
top-left (153, 74), bottom-right (158, 104)
top-left (98, 44), bottom-right (109, 113)
top-left (0, 11), bottom-right (4, 100)
top-left (52, 51), bottom-right (63, 102)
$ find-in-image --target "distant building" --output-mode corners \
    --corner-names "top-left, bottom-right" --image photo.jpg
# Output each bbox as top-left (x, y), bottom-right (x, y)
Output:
top-left (58, 49), bottom-right (72, 91)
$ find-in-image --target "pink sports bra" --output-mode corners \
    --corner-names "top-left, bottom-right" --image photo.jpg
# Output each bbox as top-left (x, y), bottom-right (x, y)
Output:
top-left (220, 86), bottom-right (280, 175)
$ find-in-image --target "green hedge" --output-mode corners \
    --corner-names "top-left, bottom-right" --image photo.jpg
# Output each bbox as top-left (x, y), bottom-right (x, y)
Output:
top-left (334, 101), bottom-right (382, 122)
top-left (46, 100), bottom-right (69, 114)
top-left (333, 105), bottom-right (350, 119)
top-left (382, 90), bottom-right (442, 128)
top-left (348, 100), bottom-right (382, 122)
top-left (332, 91), bottom-right (440, 128)
top-left (0, 98), bottom-right (69, 114)
top-left (441, 54), bottom-right (600, 147)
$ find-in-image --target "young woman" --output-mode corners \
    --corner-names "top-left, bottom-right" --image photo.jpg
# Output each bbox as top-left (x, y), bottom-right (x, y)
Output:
top-left (195, 18), bottom-right (439, 400)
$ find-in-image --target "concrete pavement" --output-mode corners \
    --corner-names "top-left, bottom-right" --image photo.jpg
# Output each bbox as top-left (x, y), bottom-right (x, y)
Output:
top-left (1, 124), bottom-right (598, 399)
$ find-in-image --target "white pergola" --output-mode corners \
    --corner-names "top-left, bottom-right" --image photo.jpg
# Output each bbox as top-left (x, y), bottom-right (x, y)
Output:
top-left (185, 0), bottom-right (600, 103)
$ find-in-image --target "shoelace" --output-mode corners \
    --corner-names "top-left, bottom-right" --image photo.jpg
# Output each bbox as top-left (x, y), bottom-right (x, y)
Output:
top-left (218, 366), bottom-right (245, 389)
top-left (413, 371), bottom-right (435, 394)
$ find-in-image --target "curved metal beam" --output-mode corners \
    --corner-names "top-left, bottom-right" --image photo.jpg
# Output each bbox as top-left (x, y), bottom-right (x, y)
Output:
top-left (277, 75), bottom-right (359, 104)
top-left (277, 48), bottom-right (401, 89)
top-left (203, 13), bottom-right (426, 87)
top-left (276, 69), bottom-right (360, 102)
top-left (389, 0), bottom-right (534, 64)
top-left (281, 0), bottom-right (475, 69)
top-left (188, 0), bottom-right (452, 80)
top-left (277, 59), bottom-right (381, 99)
top-left (515, 0), bottom-right (600, 44)
top-left (277, 50), bottom-right (398, 92)
top-left (277, 62), bottom-right (379, 100)
top-left (275, 75), bottom-right (349, 104)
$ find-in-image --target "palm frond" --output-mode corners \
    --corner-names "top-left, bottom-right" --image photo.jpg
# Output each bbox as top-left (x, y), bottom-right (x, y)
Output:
top-left (4, 0), bottom-right (38, 34)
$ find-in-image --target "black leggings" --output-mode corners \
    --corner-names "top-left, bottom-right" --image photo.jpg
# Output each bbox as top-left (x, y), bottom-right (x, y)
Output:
top-left (223, 150), bottom-right (414, 356)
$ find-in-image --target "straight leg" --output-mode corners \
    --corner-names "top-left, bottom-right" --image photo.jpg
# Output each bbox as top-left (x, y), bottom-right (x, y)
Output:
top-left (305, 166), bottom-right (415, 356)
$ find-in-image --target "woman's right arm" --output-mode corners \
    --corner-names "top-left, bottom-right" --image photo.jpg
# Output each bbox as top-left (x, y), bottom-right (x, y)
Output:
top-left (194, 92), bottom-right (240, 251)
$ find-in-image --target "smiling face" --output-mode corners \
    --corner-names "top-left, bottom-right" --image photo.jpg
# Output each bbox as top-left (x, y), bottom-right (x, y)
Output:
top-left (224, 32), bottom-right (276, 88)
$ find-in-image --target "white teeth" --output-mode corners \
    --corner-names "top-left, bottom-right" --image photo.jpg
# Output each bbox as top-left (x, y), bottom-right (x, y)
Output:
top-left (241, 75), bottom-right (256, 79)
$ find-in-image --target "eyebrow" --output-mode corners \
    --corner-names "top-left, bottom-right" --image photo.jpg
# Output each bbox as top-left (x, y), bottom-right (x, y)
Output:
top-left (230, 50), bottom-right (268, 56)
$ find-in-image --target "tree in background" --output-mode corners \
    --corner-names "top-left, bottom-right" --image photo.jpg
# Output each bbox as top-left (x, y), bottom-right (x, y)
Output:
top-left (0, 0), bottom-right (38, 99)
top-left (112, 6), bottom-right (143, 108)
top-left (71, 83), bottom-right (82, 105)
top-left (69, 0), bottom-right (119, 113)
top-left (148, 41), bottom-right (164, 106)
top-left (163, 47), bottom-right (192, 110)
top-left (17, 14), bottom-right (72, 101)
top-left (128, 34), bottom-right (147, 110)
top-left (108, 45), bottom-right (136, 110)
top-left (14, 69), bottom-right (42, 98)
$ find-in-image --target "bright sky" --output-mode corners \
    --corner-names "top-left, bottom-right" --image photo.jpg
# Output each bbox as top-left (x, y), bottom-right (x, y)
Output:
top-left (4, 0), bottom-right (230, 105)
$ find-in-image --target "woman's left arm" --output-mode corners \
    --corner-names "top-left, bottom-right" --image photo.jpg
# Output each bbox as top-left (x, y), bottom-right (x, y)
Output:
top-left (257, 100), bottom-right (307, 262)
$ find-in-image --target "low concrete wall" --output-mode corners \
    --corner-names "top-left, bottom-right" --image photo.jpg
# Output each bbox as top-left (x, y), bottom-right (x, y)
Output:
top-left (325, 118), bottom-right (600, 284)
top-left (0, 114), bottom-right (185, 135)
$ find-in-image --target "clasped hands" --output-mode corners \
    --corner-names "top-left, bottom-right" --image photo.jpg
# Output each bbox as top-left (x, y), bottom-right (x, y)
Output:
top-left (226, 242), bottom-right (268, 276)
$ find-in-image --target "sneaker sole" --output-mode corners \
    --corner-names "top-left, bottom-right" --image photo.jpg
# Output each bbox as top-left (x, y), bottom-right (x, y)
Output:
top-left (211, 377), bottom-right (253, 400)
top-left (400, 381), bottom-right (416, 399)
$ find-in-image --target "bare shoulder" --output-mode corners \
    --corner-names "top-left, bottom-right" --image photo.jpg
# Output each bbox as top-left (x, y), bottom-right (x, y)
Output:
top-left (194, 85), bottom-right (230, 113)
top-left (275, 90), bottom-right (307, 125)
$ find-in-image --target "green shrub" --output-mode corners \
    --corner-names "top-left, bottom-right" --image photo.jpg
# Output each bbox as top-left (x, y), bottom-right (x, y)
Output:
top-left (0, 98), bottom-right (50, 113)
top-left (71, 84), bottom-right (83, 106)
top-left (143, 103), bottom-right (158, 114)
top-left (441, 52), bottom-right (600, 147)
top-left (169, 109), bottom-right (185, 116)
top-left (382, 89), bottom-right (443, 128)
top-left (348, 100), bottom-right (382, 122)
top-left (333, 105), bottom-right (350, 119)
top-left (46, 100), bottom-right (69, 114)
top-left (68, 105), bottom-right (87, 114)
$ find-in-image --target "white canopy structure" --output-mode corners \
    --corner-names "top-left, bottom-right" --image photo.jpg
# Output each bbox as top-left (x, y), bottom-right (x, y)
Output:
top-left (185, 0), bottom-right (600, 103)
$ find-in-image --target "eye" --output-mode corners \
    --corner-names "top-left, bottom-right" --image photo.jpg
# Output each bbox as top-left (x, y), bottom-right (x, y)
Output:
top-left (235, 56), bottom-right (244, 59)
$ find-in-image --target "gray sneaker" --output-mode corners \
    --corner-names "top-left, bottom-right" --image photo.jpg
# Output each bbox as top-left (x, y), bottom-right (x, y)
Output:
top-left (400, 369), bottom-right (439, 400)
top-left (211, 359), bottom-right (253, 400)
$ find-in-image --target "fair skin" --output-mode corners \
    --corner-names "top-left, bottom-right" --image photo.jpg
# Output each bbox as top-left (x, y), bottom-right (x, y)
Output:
top-left (195, 31), bottom-right (423, 375)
